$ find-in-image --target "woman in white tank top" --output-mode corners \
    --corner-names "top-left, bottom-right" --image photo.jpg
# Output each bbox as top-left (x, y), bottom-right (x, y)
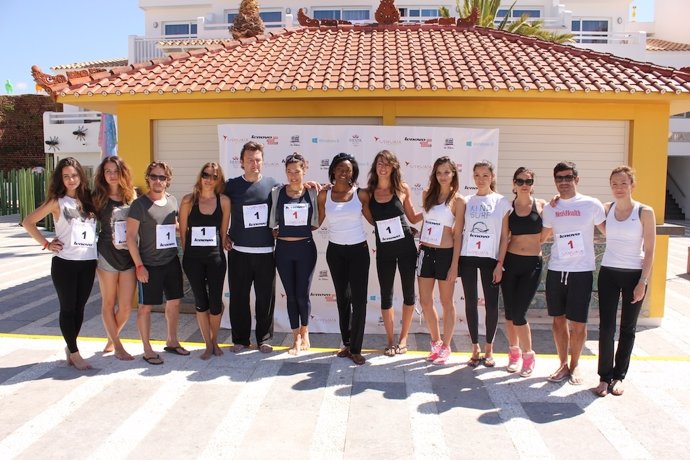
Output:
top-left (23, 157), bottom-right (98, 370)
top-left (594, 166), bottom-right (656, 397)
top-left (317, 153), bottom-right (373, 365)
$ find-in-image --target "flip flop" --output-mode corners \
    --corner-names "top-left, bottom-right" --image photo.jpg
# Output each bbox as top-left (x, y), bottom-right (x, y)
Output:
top-left (395, 344), bottom-right (408, 355)
top-left (468, 355), bottom-right (483, 368)
top-left (384, 346), bottom-right (396, 357)
top-left (610, 380), bottom-right (625, 396)
top-left (483, 356), bottom-right (496, 367)
top-left (164, 346), bottom-right (190, 356)
top-left (143, 354), bottom-right (163, 365)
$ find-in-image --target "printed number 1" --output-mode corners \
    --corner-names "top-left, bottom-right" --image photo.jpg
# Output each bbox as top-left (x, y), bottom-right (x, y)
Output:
top-left (254, 211), bottom-right (260, 220)
top-left (568, 240), bottom-right (573, 249)
top-left (386, 226), bottom-right (391, 234)
top-left (293, 211), bottom-right (298, 219)
top-left (166, 232), bottom-right (170, 240)
top-left (475, 241), bottom-right (481, 249)
top-left (427, 227), bottom-right (432, 235)
top-left (82, 231), bottom-right (86, 239)
top-left (201, 228), bottom-right (206, 236)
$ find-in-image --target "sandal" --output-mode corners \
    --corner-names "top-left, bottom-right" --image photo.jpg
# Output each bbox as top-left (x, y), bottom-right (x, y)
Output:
top-left (610, 379), bottom-right (625, 396)
top-left (351, 353), bottom-right (366, 365)
top-left (468, 354), bottom-right (483, 367)
top-left (592, 381), bottom-right (609, 398)
top-left (384, 346), bottom-right (396, 357)
top-left (395, 344), bottom-right (408, 355)
top-left (483, 356), bottom-right (496, 368)
top-left (337, 346), bottom-right (351, 358)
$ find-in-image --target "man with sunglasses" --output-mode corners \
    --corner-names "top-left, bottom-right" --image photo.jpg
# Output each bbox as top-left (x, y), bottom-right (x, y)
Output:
top-left (541, 161), bottom-right (605, 385)
top-left (127, 162), bottom-right (188, 365)
top-left (223, 141), bottom-right (281, 353)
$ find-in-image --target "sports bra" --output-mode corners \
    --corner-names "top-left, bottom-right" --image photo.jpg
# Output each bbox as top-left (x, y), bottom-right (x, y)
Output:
top-left (508, 198), bottom-right (542, 235)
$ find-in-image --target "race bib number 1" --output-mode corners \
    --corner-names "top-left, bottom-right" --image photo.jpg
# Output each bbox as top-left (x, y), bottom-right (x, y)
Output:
top-left (71, 221), bottom-right (96, 248)
top-left (376, 216), bottom-right (404, 242)
top-left (156, 224), bottom-right (177, 249)
top-left (420, 219), bottom-right (443, 245)
top-left (467, 232), bottom-right (495, 258)
top-left (191, 226), bottom-right (217, 246)
top-left (556, 231), bottom-right (585, 259)
top-left (283, 203), bottom-right (308, 226)
top-left (113, 221), bottom-right (127, 248)
top-left (243, 204), bottom-right (268, 228)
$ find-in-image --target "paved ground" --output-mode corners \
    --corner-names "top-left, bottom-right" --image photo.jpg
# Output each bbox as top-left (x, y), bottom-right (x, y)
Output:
top-left (1, 214), bottom-right (689, 459)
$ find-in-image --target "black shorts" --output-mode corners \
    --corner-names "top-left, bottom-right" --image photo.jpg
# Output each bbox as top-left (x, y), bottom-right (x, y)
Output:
top-left (416, 246), bottom-right (454, 280)
top-left (545, 270), bottom-right (593, 323)
top-left (138, 257), bottom-right (184, 306)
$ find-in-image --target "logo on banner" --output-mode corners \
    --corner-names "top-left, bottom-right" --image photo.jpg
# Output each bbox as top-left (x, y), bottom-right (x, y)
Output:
top-left (412, 183), bottom-right (424, 192)
top-left (349, 134), bottom-right (362, 146)
top-left (310, 292), bottom-right (337, 302)
top-left (404, 137), bottom-right (432, 148)
top-left (318, 270), bottom-right (329, 281)
top-left (466, 140), bottom-right (473, 147)
top-left (223, 135), bottom-right (249, 144)
top-left (290, 135), bottom-right (300, 146)
top-left (320, 159), bottom-right (330, 170)
top-left (251, 134), bottom-right (279, 145)
top-left (444, 138), bottom-right (455, 149)
top-left (230, 156), bottom-right (241, 167)
top-left (311, 137), bottom-right (339, 144)
top-left (404, 161), bottom-right (433, 170)
top-left (374, 136), bottom-right (402, 146)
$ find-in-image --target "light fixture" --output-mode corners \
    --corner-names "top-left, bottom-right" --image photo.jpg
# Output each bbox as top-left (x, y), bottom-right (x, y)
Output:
top-left (286, 7), bottom-right (291, 14)
top-left (153, 21), bottom-right (159, 28)
top-left (617, 17), bottom-right (623, 24)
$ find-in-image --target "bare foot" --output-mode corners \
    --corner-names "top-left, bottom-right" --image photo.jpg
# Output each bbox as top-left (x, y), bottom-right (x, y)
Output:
top-left (300, 333), bottom-right (310, 351)
top-left (65, 347), bottom-right (73, 367)
top-left (213, 343), bottom-right (224, 356)
top-left (568, 366), bottom-right (584, 385)
top-left (200, 347), bottom-right (213, 360)
top-left (288, 335), bottom-right (302, 356)
top-left (547, 363), bottom-right (570, 382)
top-left (70, 351), bottom-right (93, 370)
top-left (103, 339), bottom-right (114, 353)
top-left (592, 381), bottom-right (609, 397)
top-left (610, 379), bottom-right (624, 396)
top-left (114, 348), bottom-right (134, 361)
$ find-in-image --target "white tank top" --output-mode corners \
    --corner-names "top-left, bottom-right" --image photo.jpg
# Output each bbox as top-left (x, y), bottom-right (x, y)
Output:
top-left (54, 196), bottom-right (98, 261)
top-left (601, 202), bottom-right (644, 269)
top-left (424, 202), bottom-right (455, 228)
top-left (325, 188), bottom-right (367, 244)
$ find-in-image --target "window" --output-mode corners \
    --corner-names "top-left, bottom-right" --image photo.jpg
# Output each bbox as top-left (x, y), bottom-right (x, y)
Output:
top-left (572, 19), bottom-right (610, 44)
top-left (399, 7), bottom-right (440, 22)
top-left (163, 22), bottom-right (197, 37)
top-left (496, 8), bottom-right (541, 19)
top-left (312, 8), bottom-right (370, 21)
top-left (227, 10), bottom-right (283, 27)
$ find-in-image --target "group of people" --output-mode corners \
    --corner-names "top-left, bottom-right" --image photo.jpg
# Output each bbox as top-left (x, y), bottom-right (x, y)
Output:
top-left (22, 141), bottom-right (655, 397)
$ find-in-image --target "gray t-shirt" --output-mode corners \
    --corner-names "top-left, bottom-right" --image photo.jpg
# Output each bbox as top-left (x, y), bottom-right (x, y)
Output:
top-left (128, 193), bottom-right (178, 267)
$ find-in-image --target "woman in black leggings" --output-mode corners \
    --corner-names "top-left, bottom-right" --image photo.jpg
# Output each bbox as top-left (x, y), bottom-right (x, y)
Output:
top-left (179, 162), bottom-right (230, 360)
top-left (23, 157), bottom-right (98, 370)
top-left (269, 153), bottom-right (319, 355)
top-left (498, 167), bottom-right (546, 377)
top-left (593, 166), bottom-right (656, 397)
top-left (366, 150), bottom-right (422, 356)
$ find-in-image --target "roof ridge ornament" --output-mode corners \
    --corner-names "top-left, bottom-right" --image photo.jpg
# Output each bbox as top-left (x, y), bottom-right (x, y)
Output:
top-left (297, 8), bottom-right (351, 27)
top-left (375, 0), bottom-right (400, 25)
top-left (231, 0), bottom-right (265, 39)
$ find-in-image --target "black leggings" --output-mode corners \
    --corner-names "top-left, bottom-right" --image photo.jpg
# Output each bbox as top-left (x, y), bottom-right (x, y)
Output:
top-left (51, 257), bottom-right (97, 353)
top-left (326, 241), bottom-right (370, 354)
top-left (501, 253), bottom-right (542, 326)
top-left (376, 235), bottom-right (417, 309)
top-left (597, 266), bottom-right (645, 383)
top-left (459, 256), bottom-right (499, 344)
top-left (183, 251), bottom-right (227, 315)
top-left (275, 238), bottom-right (317, 329)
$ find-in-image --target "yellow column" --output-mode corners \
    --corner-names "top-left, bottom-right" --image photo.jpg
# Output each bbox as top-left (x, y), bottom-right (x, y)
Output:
top-left (117, 104), bottom-right (153, 191)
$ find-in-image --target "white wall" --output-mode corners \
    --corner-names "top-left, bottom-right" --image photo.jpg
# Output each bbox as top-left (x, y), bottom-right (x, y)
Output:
top-left (654, 0), bottom-right (690, 44)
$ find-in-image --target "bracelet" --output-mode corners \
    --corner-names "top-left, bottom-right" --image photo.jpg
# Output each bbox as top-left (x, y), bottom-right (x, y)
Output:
top-left (42, 241), bottom-right (50, 250)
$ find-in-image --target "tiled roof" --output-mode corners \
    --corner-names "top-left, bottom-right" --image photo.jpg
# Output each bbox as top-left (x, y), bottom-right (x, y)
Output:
top-left (647, 38), bottom-right (690, 52)
top-left (158, 38), bottom-right (232, 47)
top-left (32, 25), bottom-right (690, 99)
top-left (51, 58), bottom-right (129, 71)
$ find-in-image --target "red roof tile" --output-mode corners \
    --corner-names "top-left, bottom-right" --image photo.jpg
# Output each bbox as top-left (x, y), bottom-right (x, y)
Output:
top-left (647, 38), bottom-right (690, 52)
top-left (33, 25), bottom-right (690, 99)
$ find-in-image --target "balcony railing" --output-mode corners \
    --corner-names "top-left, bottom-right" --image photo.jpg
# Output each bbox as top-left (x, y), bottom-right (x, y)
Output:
top-left (45, 111), bottom-right (102, 125)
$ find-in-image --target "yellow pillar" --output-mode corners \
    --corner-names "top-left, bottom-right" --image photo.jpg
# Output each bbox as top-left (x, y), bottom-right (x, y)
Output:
top-left (117, 104), bottom-right (153, 191)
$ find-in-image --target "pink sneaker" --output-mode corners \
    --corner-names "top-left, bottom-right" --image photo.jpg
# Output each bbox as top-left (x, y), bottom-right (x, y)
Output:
top-left (520, 352), bottom-right (535, 378)
top-left (507, 346), bottom-right (521, 373)
top-left (433, 344), bottom-right (451, 365)
top-left (426, 340), bottom-right (443, 362)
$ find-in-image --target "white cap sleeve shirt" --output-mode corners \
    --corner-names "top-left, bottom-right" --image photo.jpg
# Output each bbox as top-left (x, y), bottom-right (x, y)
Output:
top-left (542, 193), bottom-right (605, 272)
top-left (460, 193), bottom-right (512, 260)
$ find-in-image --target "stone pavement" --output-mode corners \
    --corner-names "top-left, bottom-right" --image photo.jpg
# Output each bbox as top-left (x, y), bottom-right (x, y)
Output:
top-left (1, 215), bottom-right (690, 459)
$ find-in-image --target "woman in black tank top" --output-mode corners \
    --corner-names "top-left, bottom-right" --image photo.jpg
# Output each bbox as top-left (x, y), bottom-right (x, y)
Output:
top-left (179, 163), bottom-right (231, 360)
top-left (366, 150), bottom-right (422, 356)
top-left (498, 167), bottom-right (546, 377)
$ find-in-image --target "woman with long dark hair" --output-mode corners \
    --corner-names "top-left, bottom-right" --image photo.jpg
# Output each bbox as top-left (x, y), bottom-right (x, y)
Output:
top-left (417, 156), bottom-right (464, 365)
top-left (179, 162), bottom-right (230, 360)
top-left (269, 153), bottom-right (319, 355)
top-left (23, 157), bottom-right (98, 370)
top-left (92, 156), bottom-right (137, 361)
top-left (317, 153), bottom-right (373, 365)
top-left (367, 150), bottom-right (422, 356)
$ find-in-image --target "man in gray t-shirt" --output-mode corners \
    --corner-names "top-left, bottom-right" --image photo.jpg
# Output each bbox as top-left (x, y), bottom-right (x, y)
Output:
top-left (127, 162), bottom-right (189, 365)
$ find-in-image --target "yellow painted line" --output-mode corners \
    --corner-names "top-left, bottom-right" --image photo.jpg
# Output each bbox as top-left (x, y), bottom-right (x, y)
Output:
top-left (2, 333), bottom-right (690, 362)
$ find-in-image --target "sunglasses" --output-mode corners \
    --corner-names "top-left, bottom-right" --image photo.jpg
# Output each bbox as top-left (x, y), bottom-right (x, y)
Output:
top-left (201, 172), bottom-right (218, 180)
top-left (554, 174), bottom-right (576, 183)
top-left (148, 174), bottom-right (168, 182)
top-left (514, 178), bottom-right (534, 186)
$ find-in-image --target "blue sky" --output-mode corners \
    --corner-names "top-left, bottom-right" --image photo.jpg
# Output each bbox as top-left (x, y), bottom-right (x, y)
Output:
top-left (0, 0), bottom-right (143, 95)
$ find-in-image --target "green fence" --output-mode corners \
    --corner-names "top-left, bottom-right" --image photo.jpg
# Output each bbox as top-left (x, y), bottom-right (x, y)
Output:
top-left (1, 154), bottom-right (55, 230)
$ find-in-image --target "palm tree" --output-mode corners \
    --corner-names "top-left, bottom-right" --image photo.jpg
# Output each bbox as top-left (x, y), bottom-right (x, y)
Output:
top-left (451, 0), bottom-right (574, 44)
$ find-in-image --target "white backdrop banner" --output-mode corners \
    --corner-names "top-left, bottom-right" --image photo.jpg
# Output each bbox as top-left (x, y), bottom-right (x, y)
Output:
top-left (218, 124), bottom-right (499, 334)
